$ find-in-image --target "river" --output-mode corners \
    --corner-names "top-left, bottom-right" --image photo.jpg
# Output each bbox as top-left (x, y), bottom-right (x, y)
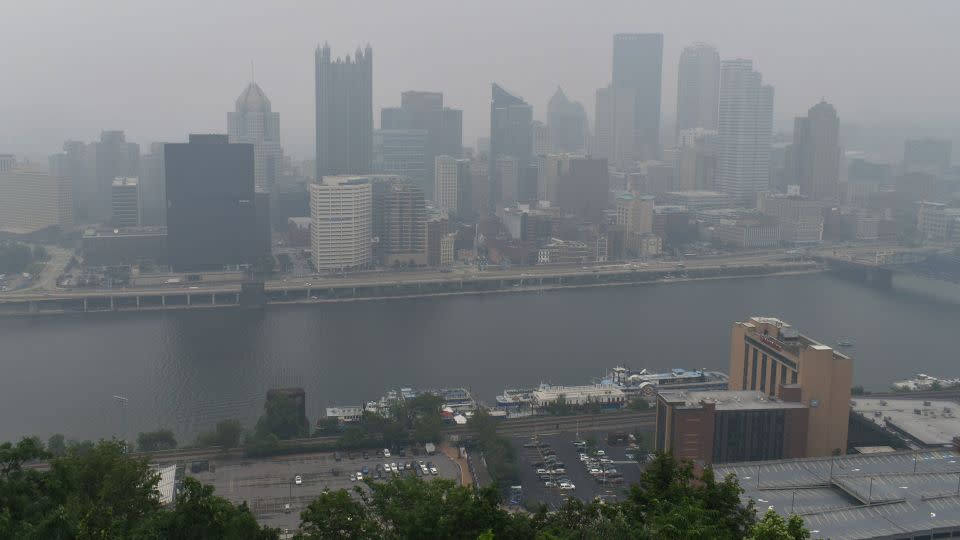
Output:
top-left (2, 272), bottom-right (959, 444)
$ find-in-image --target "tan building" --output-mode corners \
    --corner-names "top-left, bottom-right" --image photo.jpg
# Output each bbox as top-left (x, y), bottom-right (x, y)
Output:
top-left (728, 316), bottom-right (852, 457)
top-left (0, 167), bottom-right (73, 235)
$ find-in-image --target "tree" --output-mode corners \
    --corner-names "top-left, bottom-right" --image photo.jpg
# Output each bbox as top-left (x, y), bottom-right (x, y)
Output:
top-left (0, 241), bottom-right (33, 274)
top-left (296, 488), bottom-right (382, 539)
top-left (137, 429), bottom-right (178, 452)
top-left (255, 392), bottom-right (308, 440)
top-left (412, 414), bottom-right (443, 444)
top-left (138, 477), bottom-right (277, 539)
top-left (47, 434), bottom-right (67, 457)
top-left (31, 245), bottom-right (49, 261)
top-left (196, 419), bottom-right (244, 451)
top-left (315, 417), bottom-right (340, 436)
top-left (628, 397), bottom-right (651, 411)
top-left (746, 510), bottom-right (810, 540)
top-left (851, 385), bottom-right (865, 396)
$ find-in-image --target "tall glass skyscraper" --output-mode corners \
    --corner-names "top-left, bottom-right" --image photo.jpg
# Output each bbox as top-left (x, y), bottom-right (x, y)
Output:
top-left (676, 43), bottom-right (721, 136)
top-left (717, 59), bottom-right (774, 206)
top-left (612, 33), bottom-right (663, 160)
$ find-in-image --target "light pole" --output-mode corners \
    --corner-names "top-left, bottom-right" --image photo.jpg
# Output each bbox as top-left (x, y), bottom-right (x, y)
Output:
top-left (112, 395), bottom-right (128, 444)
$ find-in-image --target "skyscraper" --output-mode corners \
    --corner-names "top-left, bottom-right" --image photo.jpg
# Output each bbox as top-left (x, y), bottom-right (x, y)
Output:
top-left (164, 134), bottom-right (260, 272)
top-left (315, 43), bottom-right (373, 179)
top-left (111, 177), bottom-right (141, 228)
top-left (310, 175), bottom-right (372, 271)
top-left (228, 82), bottom-right (282, 191)
top-left (380, 180), bottom-right (426, 266)
top-left (434, 155), bottom-right (461, 214)
top-left (531, 121), bottom-right (551, 157)
top-left (0, 167), bottom-right (73, 235)
top-left (138, 142), bottom-right (166, 226)
top-left (786, 101), bottom-right (841, 201)
top-left (489, 83), bottom-right (532, 165)
top-left (373, 129), bottom-right (429, 189)
top-left (52, 132), bottom-right (139, 223)
top-left (381, 91), bottom-right (463, 197)
top-left (676, 43), bottom-right (721, 137)
top-left (676, 128), bottom-right (719, 191)
top-left (612, 33), bottom-right (663, 160)
top-left (716, 59), bottom-right (774, 206)
top-left (547, 87), bottom-right (588, 154)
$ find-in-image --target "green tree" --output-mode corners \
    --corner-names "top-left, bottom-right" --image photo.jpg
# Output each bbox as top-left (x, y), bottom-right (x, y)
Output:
top-left (46, 434), bottom-right (67, 457)
top-left (746, 510), bottom-right (810, 540)
top-left (0, 241), bottom-right (33, 274)
top-left (137, 429), bottom-right (178, 452)
top-left (255, 392), bottom-right (309, 440)
top-left (412, 414), bottom-right (443, 444)
top-left (31, 245), bottom-right (49, 261)
top-left (295, 488), bottom-right (382, 539)
top-left (197, 419), bottom-right (244, 451)
top-left (315, 417), bottom-right (340, 436)
top-left (628, 397), bottom-right (651, 410)
top-left (137, 477), bottom-right (277, 539)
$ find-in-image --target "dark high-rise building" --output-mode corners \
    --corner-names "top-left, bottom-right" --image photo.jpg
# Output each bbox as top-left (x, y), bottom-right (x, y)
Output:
top-left (380, 180), bottom-right (427, 266)
top-left (490, 83), bottom-right (532, 165)
top-left (315, 43), bottom-right (373, 179)
top-left (373, 129), bottom-right (429, 193)
top-left (557, 156), bottom-right (610, 223)
top-left (612, 33), bottom-right (663, 160)
top-left (547, 87), bottom-right (588, 154)
top-left (139, 142), bottom-right (166, 226)
top-left (164, 134), bottom-right (260, 271)
top-left (786, 101), bottom-right (841, 201)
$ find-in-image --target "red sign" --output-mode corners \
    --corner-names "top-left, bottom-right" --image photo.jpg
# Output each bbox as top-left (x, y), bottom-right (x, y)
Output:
top-left (757, 334), bottom-right (783, 351)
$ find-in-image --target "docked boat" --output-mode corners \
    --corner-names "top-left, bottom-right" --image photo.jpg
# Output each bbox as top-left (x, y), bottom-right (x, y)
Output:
top-left (836, 339), bottom-right (854, 348)
top-left (892, 373), bottom-right (960, 392)
top-left (607, 366), bottom-right (729, 397)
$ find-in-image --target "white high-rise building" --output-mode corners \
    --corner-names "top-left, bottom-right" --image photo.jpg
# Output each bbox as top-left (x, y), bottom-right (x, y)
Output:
top-left (0, 167), bottom-right (73, 234)
top-left (310, 175), bottom-right (372, 271)
top-left (676, 43), bottom-right (721, 137)
top-left (228, 82), bottom-right (283, 191)
top-left (434, 155), bottom-right (459, 212)
top-left (531, 121), bottom-right (552, 157)
top-left (716, 59), bottom-right (774, 206)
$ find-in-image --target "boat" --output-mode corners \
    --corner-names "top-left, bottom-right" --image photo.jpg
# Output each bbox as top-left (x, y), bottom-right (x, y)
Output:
top-left (836, 339), bottom-right (854, 348)
top-left (606, 366), bottom-right (729, 397)
top-left (891, 373), bottom-right (960, 392)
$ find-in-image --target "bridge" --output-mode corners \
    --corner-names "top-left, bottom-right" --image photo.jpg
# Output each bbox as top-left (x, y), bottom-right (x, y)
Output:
top-left (0, 257), bottom-right (819, 316)
top-left (814, 248), bottom-right (948, 290)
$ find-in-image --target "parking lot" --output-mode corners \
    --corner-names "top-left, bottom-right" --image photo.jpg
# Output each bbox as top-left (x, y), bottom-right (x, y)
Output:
top-left (188, 448), bottom-right (460, 532)
top-left (511, 432), bottom-right (645, 510)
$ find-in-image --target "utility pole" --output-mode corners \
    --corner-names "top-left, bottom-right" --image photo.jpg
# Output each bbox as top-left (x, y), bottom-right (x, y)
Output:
top-left (112, 395), bottom-right (129, 445)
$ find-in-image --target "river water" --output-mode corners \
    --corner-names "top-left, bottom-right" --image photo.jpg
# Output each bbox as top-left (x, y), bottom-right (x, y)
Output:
top-left (2, 272), bottom-right (959, 444)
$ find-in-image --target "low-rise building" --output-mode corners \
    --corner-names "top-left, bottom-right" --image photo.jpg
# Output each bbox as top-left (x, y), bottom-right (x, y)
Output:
top-left (917, 201), bottom-right (960, 241)
top-left (532, 384), bottom-right (626, 408)
top-left (538, 237), bottom-right (593, 264)
top-left (324, 406), bottom-right (363, 423)
top-left (661, 190), bottom-right (733, 211)
top-left (713, 215), bottom-right (781, 248)
top-left (759, 190), bottom-right (824, 244)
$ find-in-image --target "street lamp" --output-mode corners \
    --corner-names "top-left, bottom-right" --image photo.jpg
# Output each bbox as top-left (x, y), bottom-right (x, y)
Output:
top-left (112, 395), bottom-right (129, 444)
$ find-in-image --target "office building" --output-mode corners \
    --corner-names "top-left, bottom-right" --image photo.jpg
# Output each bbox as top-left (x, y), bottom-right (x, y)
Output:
top-left (469, 158), bottom-right (491, 217)
top-left (373, 129), bottom-right (429, 189)
top-left (713, 215), bottom-right (781, 248)
top-left (315, 43), bottom-right (372, 178)
top-left (540, 154), bottom-right (609, 222)
top-left (138, 143), bottom-right (166, 226)
top-left (611, 33), bottom-right (663, 160)
top-left (490, 83), bottom-right (532, 165)
top-left (81, 227), bottom-right (167, 266)
top-left (0, 167), bottom-right (73, 235)
top-left (493, 155), bottom-right (521, 206)
top-left (378, 181), bottom-right (426, 266)
top-left (676, 43), bottom-right (721, 137)
top-left (111, 177), bottom-right (141, 228)
top-left (164, 134), bottom-right (260, 272)
top-left (228, 82), bottom-right (283, 191)
top-left (729, 317), bottom-right (852, 457)
top-left (759, 191), bottom-right (824, 244)
top-left (0, 154), bottom-right (14, 173)
top-left (434, 154), bottom-right (472, 216)
top-left (656, 388), bottom-right (809, 463)
top-left (50, 131), bottom-right (139, 223)
top-left (903, 138), bottom-right (952, 175)
top-left (716, 60), bottom-right (774, 206)
top-left (426, 212), bottom-right (449, 267)
top-left (309, 175), bottom-right (372, 271)
top-left (661, 190), bottom-right (732, 212)
top-left (917, 201), bottom-right (960, 241)
top-left (381, 91), bottom-right (463, 196)
top-left (676, 128), bottom-right (718, 191)
top-left (531, 121), bottom-right (552, 157)
top-left (547, 87), bottom-right (587, 154)
top-left (785, 101), bottom-right (841, 201)
top-left (615, 192), bottom-right (654, 234)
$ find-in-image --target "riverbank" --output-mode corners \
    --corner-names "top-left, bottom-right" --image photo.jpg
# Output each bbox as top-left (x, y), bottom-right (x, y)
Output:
top-left (0, 261), bottom-right (822, 318)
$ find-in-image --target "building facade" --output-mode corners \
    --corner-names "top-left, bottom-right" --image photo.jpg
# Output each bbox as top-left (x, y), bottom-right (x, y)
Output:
top-left (490, 83), bottom-right (532, 166)
top-left (531, 121), bottom-right (551, 157)
top-left (0, 154), bottom-right (14, 173)
top-left (111, 177), bottom-right (141, 228)
top-left (713, 216), bottom-right (781, 248)
top-left (228, 82), bottom-right (283, 191)
top-left (759, 192), bottom-right (824, 244)
top-left (373, 129), bottom-right (429, 189)
top-left (675, 43), bottom-right (721, 136)
top-left (716, 60), bottom-right (774, 206)
top-left (547, 87), bottom-right (587, 154)
top-left (0, 167), bottom-right (73, 235)
top-left (434, 154), bottom-right (462, 214)
top-left (675, 128), bottom-right (718, 191)
top-left (786, 101), bottom-right (840, 201)
top-left (380, 181), bottom-right (426, 266)
top-left (728, 316), bottom-right (852, 457)
top-left (556, 156), bottom-right (609, 223)
top-left (310, 175), bottom-right (373, 271)
top-left (612, 33), bottom-right (663, 160)
top-left (164, 135), bottom-right (261, 272)
top-left (315, 43), bottom-right (373, 178)
top-left (615, 192), bottom-right (654, 234)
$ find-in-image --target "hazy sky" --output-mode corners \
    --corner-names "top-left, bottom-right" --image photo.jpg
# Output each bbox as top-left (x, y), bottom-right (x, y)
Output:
top-left (2, 0), bottom-right (957, 160)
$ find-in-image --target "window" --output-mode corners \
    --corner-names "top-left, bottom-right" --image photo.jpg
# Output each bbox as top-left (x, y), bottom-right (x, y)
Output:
top-left (759, 355), bottom-right (768, 392)
top-left (751, 349), bottom-right (758, 390)
top-left (742, 346), bottom-right (749, 390)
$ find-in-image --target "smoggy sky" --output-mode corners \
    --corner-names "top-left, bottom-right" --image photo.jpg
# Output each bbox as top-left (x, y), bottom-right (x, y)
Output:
top-left (1, 0), bottom-right (957, 160)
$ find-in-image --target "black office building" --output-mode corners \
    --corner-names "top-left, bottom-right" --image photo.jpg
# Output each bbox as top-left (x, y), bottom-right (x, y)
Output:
top-left (164, 134), bottom-right (259, 271)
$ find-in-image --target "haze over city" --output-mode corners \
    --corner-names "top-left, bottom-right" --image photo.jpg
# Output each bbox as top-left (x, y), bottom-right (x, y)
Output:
top-left (2, 0), bottom-right (959, 160)
top-left (2, 2), bottom-right (960, 538)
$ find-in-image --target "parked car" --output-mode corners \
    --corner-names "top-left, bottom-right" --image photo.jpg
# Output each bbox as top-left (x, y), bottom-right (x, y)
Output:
top-left (294, 475), bottom-right (303, 485)
top-left (430, 467), bottom-right (438, 475)
top-left (544, 481), bottom-right (557, 488)
top-left (383, 449), bottom-right (391, 458)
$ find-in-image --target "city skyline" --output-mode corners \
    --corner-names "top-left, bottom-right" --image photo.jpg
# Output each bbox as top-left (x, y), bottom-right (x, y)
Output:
top-left (3, 1), bottom-right (959, 161)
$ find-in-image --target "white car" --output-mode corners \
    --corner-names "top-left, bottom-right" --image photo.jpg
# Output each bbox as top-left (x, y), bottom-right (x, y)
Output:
top-left (391, 462), bottom-right (398, 472)
top-left (536, 468), bottom-right (547, 475)
top-left (595, 450), bottom-right (606, 456)
top-left (294, 475), bottom-right (303, 485)
top-left (384, 462), bottom-right (392, 472)
top-left (355, 472), bottom-right (364, 481)
top-left (559, 482), bottom-right (576, 491)
top-left (383, 449), bottom-right (391, 458)
top-left (430, 467), bottom-right (438, 475)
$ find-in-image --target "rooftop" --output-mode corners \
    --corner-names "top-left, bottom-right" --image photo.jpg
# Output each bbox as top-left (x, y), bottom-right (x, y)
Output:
top-left (852, 398), bottom-right (960, 447)
top-left (716, 450), bottom-right (960, 540)
top-left (660, 390), bottom-right (806, 411)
